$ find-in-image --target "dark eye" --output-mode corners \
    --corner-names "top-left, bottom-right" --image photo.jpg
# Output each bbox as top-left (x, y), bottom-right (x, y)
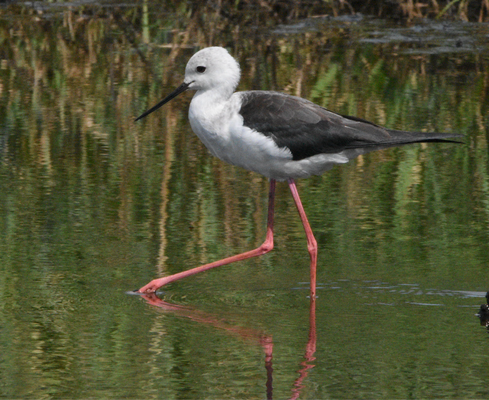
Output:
top-left (196, 66), bottom-right (206, 73)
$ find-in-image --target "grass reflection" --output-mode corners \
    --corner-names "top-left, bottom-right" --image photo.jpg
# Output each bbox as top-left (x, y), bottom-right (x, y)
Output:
top-left (0, 2), bottom-right (488, 399)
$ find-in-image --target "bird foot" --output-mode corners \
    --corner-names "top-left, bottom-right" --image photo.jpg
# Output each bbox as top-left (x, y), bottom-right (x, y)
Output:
top-left (136, 277), bottom-right (170, 294)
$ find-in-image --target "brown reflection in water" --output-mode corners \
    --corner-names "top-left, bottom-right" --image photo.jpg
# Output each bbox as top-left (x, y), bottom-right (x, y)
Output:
top-left (140, 293), bottom-right (317, 399)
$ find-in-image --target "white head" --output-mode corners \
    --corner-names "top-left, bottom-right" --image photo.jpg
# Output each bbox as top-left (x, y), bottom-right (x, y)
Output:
top-left (184, 47), bottom-right (241, 96)
top-left (135, 47), bottom-right (240, 121)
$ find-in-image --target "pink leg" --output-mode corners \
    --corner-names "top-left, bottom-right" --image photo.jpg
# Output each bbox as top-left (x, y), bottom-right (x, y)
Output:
top-left (287, 179), bottom-right (318, 298)
top-left (137, 180), bottom-right (276, 293)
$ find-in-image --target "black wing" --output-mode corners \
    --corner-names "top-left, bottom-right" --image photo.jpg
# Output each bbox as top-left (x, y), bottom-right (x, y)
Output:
top-left (239, 91), bottom-right (462, 161)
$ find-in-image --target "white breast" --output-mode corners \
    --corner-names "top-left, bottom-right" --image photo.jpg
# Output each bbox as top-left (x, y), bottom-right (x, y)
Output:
top-left (189, 92), bottom-right (290, 168)
top-left (188, 91), bottom-right (351, 180)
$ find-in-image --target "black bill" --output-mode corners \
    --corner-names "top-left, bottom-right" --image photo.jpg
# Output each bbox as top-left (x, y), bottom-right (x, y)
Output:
top-left (135, 81), bottom-right (191, 122)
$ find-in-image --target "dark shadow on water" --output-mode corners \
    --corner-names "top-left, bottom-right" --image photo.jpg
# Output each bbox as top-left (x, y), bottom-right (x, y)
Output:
top-left (137, 292), bottom-right (317, 400)
top-left (476, 290), bottom-right (489, 332)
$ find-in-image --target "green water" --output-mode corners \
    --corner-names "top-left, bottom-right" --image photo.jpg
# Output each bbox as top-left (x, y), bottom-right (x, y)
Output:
top-left (1, 3), bottom-right (489, 399)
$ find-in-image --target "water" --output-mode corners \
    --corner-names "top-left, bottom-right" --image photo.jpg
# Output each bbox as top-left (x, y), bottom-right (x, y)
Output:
top-left (1, 3), bottom-right (489, 398)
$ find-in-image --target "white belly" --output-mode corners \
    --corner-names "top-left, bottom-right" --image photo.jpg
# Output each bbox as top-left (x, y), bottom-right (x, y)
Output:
top-left (188, 92), bottom-right (351, 180)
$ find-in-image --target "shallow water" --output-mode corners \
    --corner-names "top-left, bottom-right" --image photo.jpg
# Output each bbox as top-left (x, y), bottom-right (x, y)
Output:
top-left (1, 3), bottom-right (489, 399)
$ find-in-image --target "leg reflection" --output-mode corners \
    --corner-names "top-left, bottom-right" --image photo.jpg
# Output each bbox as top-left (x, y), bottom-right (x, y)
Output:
top-left (138, 292), bottom-right (317, 399)
top-left (290, 295), bottom-right (317, 400)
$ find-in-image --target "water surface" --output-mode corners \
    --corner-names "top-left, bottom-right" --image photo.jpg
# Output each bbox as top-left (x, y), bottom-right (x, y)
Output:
top-left (1, 3), bottom-right (489, 399)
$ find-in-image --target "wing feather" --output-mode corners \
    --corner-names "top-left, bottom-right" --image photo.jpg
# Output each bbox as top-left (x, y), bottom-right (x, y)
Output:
top-left (238, 91), bottom-right (461, 161)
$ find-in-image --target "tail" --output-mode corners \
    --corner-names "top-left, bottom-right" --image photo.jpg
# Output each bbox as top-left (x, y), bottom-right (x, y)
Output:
top-left (346, 129), bottom-right (464, 150)
top-left (386, 129), bottom-right (464, 145)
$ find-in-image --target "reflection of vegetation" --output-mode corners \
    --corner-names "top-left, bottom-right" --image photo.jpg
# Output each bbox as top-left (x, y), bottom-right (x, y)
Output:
top-left (0, 2), bottom-right (489, 398)
top-left (3, 0), bottom-right (487, 26)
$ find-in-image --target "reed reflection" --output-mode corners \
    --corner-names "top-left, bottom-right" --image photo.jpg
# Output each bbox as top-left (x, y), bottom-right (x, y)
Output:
top-left (139, 293), bottom-right (317, 399)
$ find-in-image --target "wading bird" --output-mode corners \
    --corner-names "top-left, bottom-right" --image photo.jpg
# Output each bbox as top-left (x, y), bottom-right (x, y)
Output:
top-left (135, 46), bottom-right (461, 296)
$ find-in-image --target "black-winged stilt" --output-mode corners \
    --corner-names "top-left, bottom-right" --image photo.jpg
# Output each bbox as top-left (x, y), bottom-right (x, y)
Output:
top-left (135, 46), bottom-right (461, 296)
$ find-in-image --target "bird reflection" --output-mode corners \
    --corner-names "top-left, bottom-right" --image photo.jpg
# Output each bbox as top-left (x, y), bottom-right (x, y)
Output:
top-left (476, 290), bottom-right (489, 330)
top-left (139, 293), bottom-right (317, 399)
top-left (290, 295), bottom-right (316, 400)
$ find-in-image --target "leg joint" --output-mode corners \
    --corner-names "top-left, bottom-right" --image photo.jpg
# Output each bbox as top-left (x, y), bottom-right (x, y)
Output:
top-left (260, 240), bottom-right (274, 254)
